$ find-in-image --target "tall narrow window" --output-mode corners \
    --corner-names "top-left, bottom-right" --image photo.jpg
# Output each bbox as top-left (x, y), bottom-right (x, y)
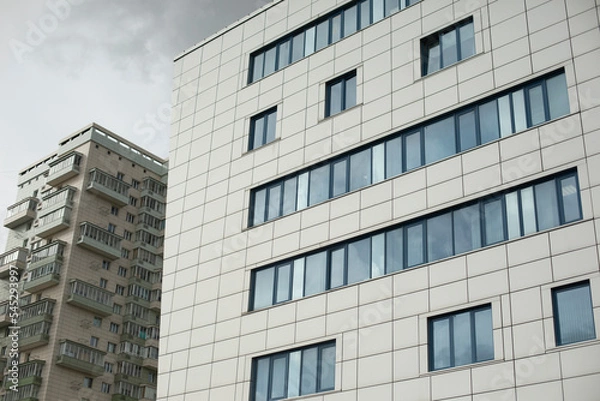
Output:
top-left (326, 71), bottom-right (357, 117)
top-left (552, 281), bottom-right (596, 346)
top-left (249, 107), bottom-right (277, 150)
top-left (251, 342), bottom-right (335, 401)
top-left (429, 304), bottom-right (493, 371)
top-left (422, 17), bottom-right (475, 76)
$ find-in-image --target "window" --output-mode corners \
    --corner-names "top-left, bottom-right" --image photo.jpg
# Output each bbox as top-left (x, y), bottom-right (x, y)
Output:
top-left (126, 213), bottom-right (135, 224)
top-left (249, 0), bottom-right (422, 83)
top-left (107, 342), bottom-right (116, 353)
top-left (99, 278), bottom-right (108, 289)
top-left (107, 223), bottom-right (116, 233)
top-left (102, 260), bottom-right (110, 270)
top-left (429, 304), bottom-right (493, 371)
top-left (83, 377), bottom-right (93, 388)
top-left (422, 17), bottom-right (475, 76)
top-left (116, 172), bottom-right (124, 181)
top-left (131, 179), bottom-right (140, 189)
top-left (90, 336), bottom-right (99, 347)
top-left (250, 170), bottom-right (581, 310)
top-left (115, 285), bottom-right (125, 296)
top-left (110, 206), bottom-right (119, 216)
top-left (249, 107), bottom-right (277, 150)
top-left (101, 383), bottom-right (111, 394)
top-left (123, 230), bottom-right (132, 241)
top-left (250, 69), bottom-right (569, 226)
top-left (251, 341), bottom-right (335, 401)
top-left (118, 266), bottom-right (127, 277)
top-left (92, 317), bottom-right (102, 328)
top-left (129, 196), bottom-right (138, 206)
top-left (326, 70), bottom-right (357, 117)
top-left (110, 323), bottom-right (120, 333)
top-left (552, 281), bottom-right (596, 346)
top-left (113, 303), bottom-right (122, 315)
top-left (104, 362), bottom-right (114, 373)
top-left (121, 248), bottom-right (130, 259)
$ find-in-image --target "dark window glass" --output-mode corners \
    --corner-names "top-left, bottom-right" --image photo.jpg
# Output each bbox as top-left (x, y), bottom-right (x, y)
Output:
top-left (347, 238), bottom-right (371, 284)
top-left (250, 108), bottom-right (277, 150)
top-left (424, 39), bottom-right (441, 75)
top-left (424, 116), bottom-right (456, 164)
top-left (427, 212), bottom-right (453, 262)
top-left (326, 71), bottom-right (357, 117)
top-left (422, 18), bottom-right (474, 76)
top-left (309, 165), bottom-right (330, 206)
top-left (429, 305), bottom-right (493, 371)
top-left (458, 110), bottom-right (477, 151)
top-left (553, 281), bottom-right (596, 346)
top-left (560, 176), bottom-right (581, 223)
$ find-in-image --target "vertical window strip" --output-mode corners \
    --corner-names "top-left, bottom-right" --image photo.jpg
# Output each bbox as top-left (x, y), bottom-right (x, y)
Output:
top-left (250, 170), bottom-right (581, 310)
top-left (251, 341), bottom-right (336, 401)
top-left (422, 17), bottom-right (475, 76)
top-left (552, 281), bottom-right (596, 346)
top-left (249, 0), bottom-right (422, 83)
top-left (249, 107), bottom-right (278, 151)
top-left (250, 70), bottom-right (569, 227)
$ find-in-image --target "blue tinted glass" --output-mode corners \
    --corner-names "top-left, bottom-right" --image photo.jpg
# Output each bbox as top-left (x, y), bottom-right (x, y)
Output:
top-left (505, 192), bottom-right (521, 240)
top-left (252, 115), bottom-right (265, 149)
top-left (425, 40), bottom-right (440, 75)
top-left (252, 52), bottom-right (265, 81)
top-left (255, 358), bottom-right (270, 401)
top-left (459, 21), bottom-right (475, 59)
top-left (484, 199), bottom-right (504, 245)
top-left (386, 228), bottom-right (404, 272)
top-left (332, 159), bottom-right (347, 197)
top-left (453, 311), bottom-right (473, 366)
top-left (291, 32), bottom-right (305, 62)
top-left (479, 100), bottom-right (500, 143)
top-left (348, 238), bottom-right (371, 284)
top-left (283, 177), bottom-right (297, 215)
top-left (385, 136), bottom-right (403, 178)
top-left (331, 14), bottom-right (342, 43)
top-left (276, 264), bottom-right (291, 303)
top-left (330, 248), bottom-right (345, 288)
top-left (304, 252), bottom-right (327, 296)
top-left (512, 89), bottom-right (527, 132)
top-left (265, 109), bottom-right (277, 144)
top-left (292, 259), bottom-right (305, 299)
top-left (529, 85), bottom-right (546, 125)
top-left (253, 267), bottom-right (274, 309)
top-left (458, 111), bottom-right (477, 151)
top-left (271, 356), bottom-right (287, 399)
top-left (554, 282), bottom-right (596, 345)
top-left (453, 204), bottom-right (481, 254)
top-left (297, 172), bottom-right (309, 210)
top-left (498, 94), bottom-right (512, 137)
top-left (267, 185), bottom-right (281, 220)
top-left (407, 223), bottom-right (424, 267)
top-left (309, 165), bottom-right (330, 206)
top-left (441, 29), bottom-right (457, 67)
top-left (288, 351), bottom-right (301, 397)
top-left (328, 80), bottom-right (343, 116)
top-left (427, 212), bottom-right (453, 262)
top-left (424, 116), bottom-right (456, 164)
top-left (264, 46), bottom-right (277, 76)
top-left (371, 233), bottom-right (385, 278)
top-left (535, 180), bottom-right (559, 230)
top-left (474, 307), bottom-right (494, 361)
top-left (520, 187), bottom-right (537, 235)
top-left (373, 0), bottom-right (384, 22)
top-left (305, 27), bottom-right (316, 56)
top-left (350, 148), bottom-right (371, 191)
top-left (372, 144), bottom-right (385, 184)
top-left (405, 131), bottom-right (422, 170)
top-left (385, 0), bottom-right (399, 15)
top-left (320, 345), bottom-right (336, 390)
top-left (253, 188), bottom-right (266, 225)
top-left (432, 317), bottom-right (451, 370)
top-left (560, 176), bottom-right (581, 223)
top-left (359, 0), bottom-right (370, 29)
top-left (316, 20), bottom-right (329, 51)
top-left (346, 74), bottom-right (357, 109)
top-left (300, 347), bottom-right (318, 395)
top-left (278, 39), bottom-right (290, 69)
top-left (343, 5), bottom-right (358, 36)
top-left (547, 73), bottom-right (569, 119)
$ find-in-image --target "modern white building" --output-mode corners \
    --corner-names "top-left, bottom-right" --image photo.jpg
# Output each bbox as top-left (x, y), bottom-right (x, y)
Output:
top-left (161, 0), bottom-right (600, 400)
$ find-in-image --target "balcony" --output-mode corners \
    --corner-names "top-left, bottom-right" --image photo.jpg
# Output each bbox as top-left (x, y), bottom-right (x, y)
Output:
top-left (142, 357), bottom-right (157, 370)
top-left (141, 177), bottom-right (167, 201)
top-left (67, 280), bottom-right (114, 316)
top-left (77, 222), bottom-right (122, 260)
top-left (55, 340), bottom-right (105, 377)
top-left (87, 168), bottom-right (130, 206)
top-left (0, 247), bottom-right (28, 279)
top-left (19, 299), bottom-right (55, 325)
top-left (20, 331), bottom-right (50, 351)
top-left (4, 198), bottom-right (38, 229)
top-left (0, 302), bottom-right (11, 328)
top-left (35, 207), bottom-right (71, 238)
top-left (46, 151), bottom-right (82, 186)
top-left (23, 263), bottom-right (61, 293)
top-left (29, 241), bottom-right (65, 270)
top-left (14, 360), bottom-right (45, 388)
top-left (0, 383), bottom-right (41, 401)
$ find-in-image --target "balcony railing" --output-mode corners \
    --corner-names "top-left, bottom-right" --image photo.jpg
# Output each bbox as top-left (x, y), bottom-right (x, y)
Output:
top-left (0, 302), bottom-right (11, 328)
top-left (24, 262), bottom-right (61, 293)
top-left (0, 247), bottom-right (28, 279)
top-left (77, 222), bottom-right (122, 260)
top-left (87, 168), bottom-right (130, 206)
top-left (141, 177), bottom-right (167, 201)
top-left (19, 299), bottom-right (55, 324)
top-left (0, 383), bottom-right (41, 401)
top-left (29, 241), bottom-right (65, 270)
top-left (20, 321), bottom-right (51, 351)
top-left (14, 360), bottom-right (45, 388)
top-left (67, 279), bottom-right (114, 316)
top-left (4, 198), bottom-right (38, 229)
top-left (46, 151), bottom-right (82, 186)
top-left (40, 186), bottom-right (76, 213)
top-left (35, 207), bottom-right (71, 238)
top-left (56, 339), bottom-right (105, 376)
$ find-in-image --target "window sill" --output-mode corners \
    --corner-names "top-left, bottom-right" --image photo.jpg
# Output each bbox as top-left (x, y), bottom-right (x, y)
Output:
top-left (421, 358), bottom-right (504, 377)
top-left (545, 338), bottom-right (600, 354)
top-left (321, 102), bottom-right (363, 122)
top-left (418, 52), bottom-right (481, 82)
top-left (243, 136), bottom-right (281, 156)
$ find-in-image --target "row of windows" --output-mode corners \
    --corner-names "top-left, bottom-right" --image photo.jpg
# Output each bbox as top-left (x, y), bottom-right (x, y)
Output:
top-left (249, 69), bottom-right (569, 226)
top-left (252, 280), bottom-right (596, 400)
top-left (249, 0), bottom-right (421, 83)
top-left (251, 170), bottom-right (581, 310)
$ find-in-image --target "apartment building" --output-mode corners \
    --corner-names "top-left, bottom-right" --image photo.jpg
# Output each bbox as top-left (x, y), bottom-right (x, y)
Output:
top-left (0, 124), bottom-right (167, 401)
top-left (161, 0), bottom-right (600, 400)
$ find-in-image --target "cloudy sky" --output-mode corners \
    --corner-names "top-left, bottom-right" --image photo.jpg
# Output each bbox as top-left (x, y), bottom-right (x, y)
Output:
top-left (0, 0), bottom-right (271, 252)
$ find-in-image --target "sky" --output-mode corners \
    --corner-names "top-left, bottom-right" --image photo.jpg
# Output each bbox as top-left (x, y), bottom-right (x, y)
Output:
top-left (0, 0), bottom-right (272, 252)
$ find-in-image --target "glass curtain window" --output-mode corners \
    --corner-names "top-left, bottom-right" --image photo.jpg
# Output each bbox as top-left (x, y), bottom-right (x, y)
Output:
top-left (552, 281), bottom-right (596, 346)
top-left (250, 170), bottom-right (581, 310)
top-left (252, 342), bottom-right (336, 401)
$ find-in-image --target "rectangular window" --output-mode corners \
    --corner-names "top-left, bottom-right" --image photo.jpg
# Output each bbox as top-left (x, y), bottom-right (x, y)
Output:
top-left (101, 260), bottom-right (110, 270)
top-left (118, 266), bottom-right (127, 277)
top-left (104, 362), bottom-right (114, 373)
top-left (110, 322), bottom-right (120, 333)
top-left (90, 336), bottom-right (99, 348)
top-left (93, 317), bottom-right (102, 327)
top-left (101, 383), bottom-right (111, 394)
top-left (107, 342), bottom-right (116, 353)
top-left (251, 341), bottom-right (335, 401)
top-left (422, 18), bottom-right (475, 76)
top-left (326, 71), bottom-right (357, 117)
top-left (83, 377), bottom-right (93, 388)
top-left (115, 285), bottom-right (124, 296)
top-left (99, 278), bottom-right (108, 289)
top-left (552, 281), bottom-right (596, 346)
top-left (249, 170), bottom-right (581, 310)
top-left (429, 304), bottom-right (493, 371)
top-left (110, 206), bottom-right (119, 216)
top-left (249, 107), bottom-right (277, 150)
top-left (107, 223), bottom-right (116, 233)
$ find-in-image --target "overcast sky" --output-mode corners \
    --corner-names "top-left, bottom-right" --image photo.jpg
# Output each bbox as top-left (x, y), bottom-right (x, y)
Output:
top-left (0, 0), bottom-right (271, 252)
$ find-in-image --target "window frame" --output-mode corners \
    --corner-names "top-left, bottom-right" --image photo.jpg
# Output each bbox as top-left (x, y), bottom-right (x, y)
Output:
top-left (552, 280), bottom-right (596, 346)
top-left (421, 17), bottom-right (475, 76)
top-left (325, 70), bottom-right (358, 117)
top-left (249, 107), bottom-right (278, 151)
